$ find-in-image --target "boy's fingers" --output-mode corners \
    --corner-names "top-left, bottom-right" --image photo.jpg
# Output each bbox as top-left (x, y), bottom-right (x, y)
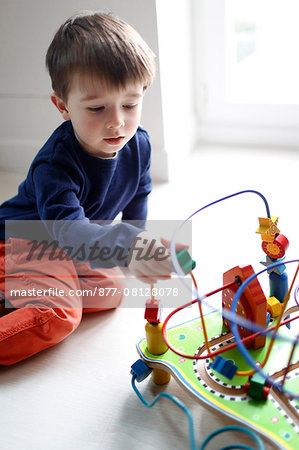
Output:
top-left (141, 259), bottom-right (172, 277)
top-left (160, 237), bottom-right (189, 253)
top-left (128, 233), bottom-right (188, 283)
top-left (160, 237), bottom-right (170, 249)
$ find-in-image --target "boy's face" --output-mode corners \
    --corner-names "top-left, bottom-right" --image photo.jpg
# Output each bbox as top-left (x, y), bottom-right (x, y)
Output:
top-left (51, 75), bottom-right (144, 158)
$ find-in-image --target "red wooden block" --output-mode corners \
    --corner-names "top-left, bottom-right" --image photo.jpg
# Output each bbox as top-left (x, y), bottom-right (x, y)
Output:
top-left (222, 265), bottom-right (267, 349)
top-left (144, 298), bottom-right (161, 324)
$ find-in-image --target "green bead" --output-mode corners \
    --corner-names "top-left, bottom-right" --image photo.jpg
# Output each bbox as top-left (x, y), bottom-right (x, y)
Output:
top-left (176, 249), bottom-right (196, 274)
top-left (248, 373), bottom-right (266, 400)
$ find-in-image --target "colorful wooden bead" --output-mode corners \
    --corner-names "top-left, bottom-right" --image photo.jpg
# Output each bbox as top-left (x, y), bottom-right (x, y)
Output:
top-left (144, 298), bottom-right (162, 324)
top-left (269, 271), bottom-right (288, 303)
top-left (145, 322), bottom-right (171, 385)
top-left (260, 255), bottom-right (286, 275)
top-left (244, 373), bottom-right (270, 400)
top-left (176, 249), bottom-right (196, 274)
top-left (210, 355), bottom-right (238, 380)
top-left (130, 359), bottom-right (152, 382)
top-left (256, 217), bottom-right (279, 242)
top-left (267, 296), bottom-right (282, 317)
top-left (261, 234), bottom-right (289, 259)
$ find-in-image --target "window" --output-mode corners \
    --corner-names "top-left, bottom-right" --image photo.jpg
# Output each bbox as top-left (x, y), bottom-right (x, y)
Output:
top-left (194, 0), bottom-right (299, 146)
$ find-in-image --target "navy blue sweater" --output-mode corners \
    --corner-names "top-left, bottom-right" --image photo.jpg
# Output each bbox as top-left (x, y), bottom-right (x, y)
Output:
top-left (0, 121), bottom-right (152, 267)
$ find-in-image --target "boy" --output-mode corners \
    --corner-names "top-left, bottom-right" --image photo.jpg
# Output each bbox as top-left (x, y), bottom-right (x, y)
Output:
top-left (0, 11), bottom-right (180, 365)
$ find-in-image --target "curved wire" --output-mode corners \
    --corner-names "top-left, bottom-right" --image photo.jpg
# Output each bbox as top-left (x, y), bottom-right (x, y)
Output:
top-left (199, 425), bottom-right (264, 450)
top-left (131, 373), bottom-right (196, 450)
top-left (294, 284), bottom-right (299, 306)
top-left (170, 189), bottom-right (271, 284)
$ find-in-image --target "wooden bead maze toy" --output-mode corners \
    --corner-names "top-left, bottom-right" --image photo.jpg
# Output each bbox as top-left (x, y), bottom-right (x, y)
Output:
top-left (134, 191), bottom-right (299, 450)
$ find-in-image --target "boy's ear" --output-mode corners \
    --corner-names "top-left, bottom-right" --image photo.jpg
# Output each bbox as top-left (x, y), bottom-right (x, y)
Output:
top-left (51, 93), bottom-right (70, 120)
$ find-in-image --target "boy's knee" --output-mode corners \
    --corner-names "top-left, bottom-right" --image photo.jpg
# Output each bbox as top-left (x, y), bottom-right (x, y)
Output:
top-left (52, 306), bottom-right (83, 334)
top-left (0, 306), bottom-right (82, 365)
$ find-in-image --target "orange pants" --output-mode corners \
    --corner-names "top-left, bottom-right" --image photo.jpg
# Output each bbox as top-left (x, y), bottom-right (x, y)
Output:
top-left (0, 238), bottom-right (125, 365)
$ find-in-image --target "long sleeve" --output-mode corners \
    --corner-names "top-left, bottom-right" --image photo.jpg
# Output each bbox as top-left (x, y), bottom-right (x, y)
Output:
top-left (32, 163), bottom-right (141, 268)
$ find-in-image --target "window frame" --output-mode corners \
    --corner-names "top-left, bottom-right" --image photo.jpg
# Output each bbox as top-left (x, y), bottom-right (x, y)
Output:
top-left (193, 0), bottom-right (299, 147)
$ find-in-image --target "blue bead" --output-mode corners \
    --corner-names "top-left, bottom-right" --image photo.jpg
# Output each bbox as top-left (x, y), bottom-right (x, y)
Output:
top-left (269, 271), bottom-right (288, 303)
top-left (131, 359), bottom-right (152, 382)
top-left (210, 355), bottom-right (238, 380)
top-left (260, 255), bottom-right (286, 275)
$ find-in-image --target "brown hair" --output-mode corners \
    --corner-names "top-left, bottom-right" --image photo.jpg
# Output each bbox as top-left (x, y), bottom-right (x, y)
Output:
top-left (46, 11), bottom-right (156, 100)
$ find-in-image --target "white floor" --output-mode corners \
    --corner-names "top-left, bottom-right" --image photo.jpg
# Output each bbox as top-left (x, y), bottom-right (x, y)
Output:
top-left (0, 144), bottom-right (298, 450)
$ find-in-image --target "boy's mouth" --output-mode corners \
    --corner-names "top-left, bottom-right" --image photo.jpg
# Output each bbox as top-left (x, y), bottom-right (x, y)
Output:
top-left (104, 136), bottom-right (125, 146)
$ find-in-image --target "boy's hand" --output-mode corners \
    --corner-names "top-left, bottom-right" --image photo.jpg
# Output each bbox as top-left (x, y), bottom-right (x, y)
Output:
top-left (127, 232), bottom-right (188, 284)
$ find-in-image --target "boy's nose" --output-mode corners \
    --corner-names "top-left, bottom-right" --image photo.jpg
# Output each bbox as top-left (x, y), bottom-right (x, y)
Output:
top-left (106, 109), bottom-right (124, 129)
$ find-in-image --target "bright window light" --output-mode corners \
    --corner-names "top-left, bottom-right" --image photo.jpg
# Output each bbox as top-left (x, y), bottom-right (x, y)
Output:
top-left (225, 0), bottom-right (299, 104)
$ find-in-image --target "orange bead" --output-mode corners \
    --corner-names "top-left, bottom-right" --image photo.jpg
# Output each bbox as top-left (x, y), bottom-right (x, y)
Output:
top-left (261, 234), bottom-right (289, 259)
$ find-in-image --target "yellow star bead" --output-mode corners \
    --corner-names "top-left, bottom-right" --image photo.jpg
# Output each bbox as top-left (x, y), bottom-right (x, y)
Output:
top-left (256, 216), bottom-right (280, 242)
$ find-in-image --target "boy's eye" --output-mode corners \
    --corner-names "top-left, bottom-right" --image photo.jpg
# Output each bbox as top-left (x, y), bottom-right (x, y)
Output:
top-left (88, 106), bottom-right (104, 112)
top-left (123, 104), bottom-right (137, 109)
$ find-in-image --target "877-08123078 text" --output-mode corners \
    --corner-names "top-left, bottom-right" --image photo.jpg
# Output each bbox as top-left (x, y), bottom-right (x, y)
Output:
top-left (9, 287), bottom-right (180, 298)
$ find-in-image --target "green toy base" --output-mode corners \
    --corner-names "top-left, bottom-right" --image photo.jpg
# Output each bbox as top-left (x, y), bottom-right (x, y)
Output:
top-left (137, 308), bottom-right (299, 450)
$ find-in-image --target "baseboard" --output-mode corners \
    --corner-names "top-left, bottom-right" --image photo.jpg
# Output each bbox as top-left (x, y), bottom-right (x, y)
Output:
top-left (196, 124), bottom-right (299, 148)
top-left (0, 138), bottom-right (43, 175)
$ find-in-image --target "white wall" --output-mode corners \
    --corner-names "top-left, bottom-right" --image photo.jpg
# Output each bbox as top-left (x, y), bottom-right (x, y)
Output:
top-left (0, 0), bottom-right (195, 181)
top-left (0, 0), bottom-right (168, 180)
top-left (156, 0), bottom-right (196, 173)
